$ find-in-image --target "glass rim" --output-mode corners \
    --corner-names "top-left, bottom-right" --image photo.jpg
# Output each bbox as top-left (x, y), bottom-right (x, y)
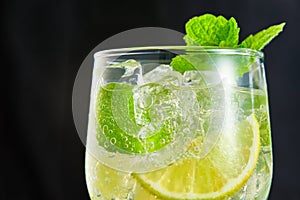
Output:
top-left (94, 46), bottom-right (264, 59)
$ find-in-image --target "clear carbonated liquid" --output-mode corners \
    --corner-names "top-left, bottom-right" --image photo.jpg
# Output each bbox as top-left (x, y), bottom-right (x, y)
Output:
top-left (85, 84), bottom-right (273, 200)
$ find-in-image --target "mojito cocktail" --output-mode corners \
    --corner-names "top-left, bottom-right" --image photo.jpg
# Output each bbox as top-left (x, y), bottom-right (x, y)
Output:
top-left (85, 47), bottom-right (272, 200)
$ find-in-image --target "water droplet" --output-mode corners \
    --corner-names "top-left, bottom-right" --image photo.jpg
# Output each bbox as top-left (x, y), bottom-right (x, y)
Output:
top-left (110, 138), bottom-right (116, 145)
top-left (102, 125), bottom-right (108, 133)
top-left (147, 142), bottom-right (154, 150)
top-left (122, 135), bottom-right (128, 142)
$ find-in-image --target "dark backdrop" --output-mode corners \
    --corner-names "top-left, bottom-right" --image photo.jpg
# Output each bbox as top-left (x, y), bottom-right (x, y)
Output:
top-left (2, 0), bottom-right (300, 199)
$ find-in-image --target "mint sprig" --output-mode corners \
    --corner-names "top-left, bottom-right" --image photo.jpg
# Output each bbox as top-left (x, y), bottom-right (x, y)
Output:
top-left (171, 13), bottom-right (285, 77)
top-left (183, 13), bottom-right (285, 50)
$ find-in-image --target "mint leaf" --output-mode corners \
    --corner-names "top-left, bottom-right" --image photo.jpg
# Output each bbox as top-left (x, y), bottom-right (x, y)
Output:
top-left (170, 56), bottom-right (196, 74)
top-left (170, 54), bottom-right (212, 74)
top-left (239, 23), bottom-right (285, 50)
top-left (184, 14), bottom-right (240, 47)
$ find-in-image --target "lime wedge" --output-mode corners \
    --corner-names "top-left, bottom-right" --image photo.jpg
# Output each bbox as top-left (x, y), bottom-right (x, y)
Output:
top-left (135, 114), bottom-right (260, 199)
top-left (95, 82), bottom-right (177, 154)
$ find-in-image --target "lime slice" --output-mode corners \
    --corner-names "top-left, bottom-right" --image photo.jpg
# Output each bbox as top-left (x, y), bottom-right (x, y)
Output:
top-left (93, 79), bottom-right (202, 173)
top-left (135, 114), bottom-right (260, 199)
top-left (95, 82), bottom-right (179, 154)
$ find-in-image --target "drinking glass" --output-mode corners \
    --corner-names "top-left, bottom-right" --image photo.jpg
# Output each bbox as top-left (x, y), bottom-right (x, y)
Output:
top-left (85, 46), bottom-right (272, 200)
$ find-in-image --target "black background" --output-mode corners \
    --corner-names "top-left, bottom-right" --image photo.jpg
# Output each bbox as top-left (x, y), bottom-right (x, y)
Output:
top-left (2, 0), bottom-right (300, 199)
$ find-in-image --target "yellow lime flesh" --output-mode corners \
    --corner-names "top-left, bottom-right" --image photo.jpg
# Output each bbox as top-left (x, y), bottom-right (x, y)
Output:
top-left (135, 114), bottom-right (260, 199)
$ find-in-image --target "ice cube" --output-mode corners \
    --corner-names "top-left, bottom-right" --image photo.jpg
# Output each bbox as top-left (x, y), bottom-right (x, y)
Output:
top-left (144, 64), bottom-right (183, 90)
top-left (133, 82), bottom-right (179, 127)
top-left (181, 70), bottom-right (227, 159)
top-left (133, 64), bottom-right (186, 128)
top-left (134, 65), bottom-right (207, 133)
top-left (133, 66), bottom-right (203, 151)
top-left (143, 64), bottom-right (174, 83)
top-left (102, 59), bottom-right (143, 85)
top-left (118, 59), bottom-right (143, 85)
top-left (183, 70), bottom-right (221, 87)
